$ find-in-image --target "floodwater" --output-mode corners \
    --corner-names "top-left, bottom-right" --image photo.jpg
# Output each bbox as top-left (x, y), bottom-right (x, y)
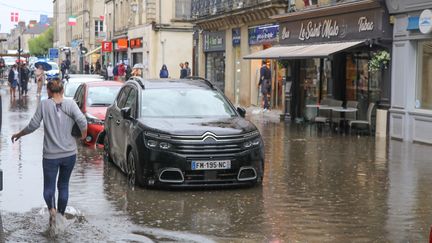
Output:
top-left (1, 84), bottom-right (432, 242)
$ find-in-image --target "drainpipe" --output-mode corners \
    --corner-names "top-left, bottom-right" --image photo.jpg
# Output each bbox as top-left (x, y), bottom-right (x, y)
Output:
top-left (159, 0), bottom-right (164, 68)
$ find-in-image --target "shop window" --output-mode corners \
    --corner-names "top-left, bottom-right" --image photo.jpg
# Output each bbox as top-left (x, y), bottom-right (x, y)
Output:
top-left (417, 41), bottom-right (432, 109)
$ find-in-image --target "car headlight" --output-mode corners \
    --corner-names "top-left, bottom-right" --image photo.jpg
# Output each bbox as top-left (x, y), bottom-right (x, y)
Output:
top-left (145, 139), bottom-right (172, 150)
top-left (86, 113), bottom-right (104, 125)
top-left (243, 138), bottom-right (261, 148)
top-left (144, 132), bottom-right (172, 150)
top-left (146, 140), bottom-right (158, 148)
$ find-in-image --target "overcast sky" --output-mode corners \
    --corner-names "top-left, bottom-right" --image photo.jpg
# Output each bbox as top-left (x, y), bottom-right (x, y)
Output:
top-left (0, 0), bottom-right (53, 33)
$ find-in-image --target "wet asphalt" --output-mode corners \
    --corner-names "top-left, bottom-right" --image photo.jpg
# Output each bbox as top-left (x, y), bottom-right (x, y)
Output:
top-left (0, 82), bottom-right (432, 242)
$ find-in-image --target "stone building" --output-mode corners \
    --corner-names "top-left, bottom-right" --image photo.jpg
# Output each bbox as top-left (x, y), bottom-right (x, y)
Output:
top-left (104, 0), bottom-right (194, 79)
top-left (386, 0), bottom-right (432, 144)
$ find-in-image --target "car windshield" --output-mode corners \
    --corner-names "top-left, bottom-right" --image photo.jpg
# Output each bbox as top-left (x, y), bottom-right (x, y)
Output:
top-left (4, 57), bottom-right (15, 63)
top-left (87, 86), bottom-right (121, 107)
top-left (141, 88), bottom-right (237, 118)
top-left (64, 82), bottom-right (82, 97)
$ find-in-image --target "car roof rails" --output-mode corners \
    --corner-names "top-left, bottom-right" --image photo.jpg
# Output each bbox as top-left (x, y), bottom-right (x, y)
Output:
top-left (185, 76), bottom-right (215, 89)
top-left (128, 77), bottom-right (145, 89)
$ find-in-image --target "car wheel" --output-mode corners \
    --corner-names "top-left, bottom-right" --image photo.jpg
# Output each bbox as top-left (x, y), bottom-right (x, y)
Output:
top-left (127, 149), bottom-right (145, 187)
top-left (103, 135), bottom-right (113, 163)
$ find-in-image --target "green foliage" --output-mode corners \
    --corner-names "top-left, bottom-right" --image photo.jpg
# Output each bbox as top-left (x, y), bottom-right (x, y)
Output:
top-left (28, 27), bottom-right (53, 57)
top-left (369, 50), bottom-right (390, 72)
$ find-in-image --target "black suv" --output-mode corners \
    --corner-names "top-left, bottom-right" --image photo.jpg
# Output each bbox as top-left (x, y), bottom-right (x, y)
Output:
top-left (101, 77), bottom-right (264, 188)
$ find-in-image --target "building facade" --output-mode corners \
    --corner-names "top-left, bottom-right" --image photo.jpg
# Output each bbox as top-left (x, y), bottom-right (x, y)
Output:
top-left (192, 0), bottom-right (289, 106)
top-left (104, 0), bottom-right (193, 79)
top-left (258, 0), bottom-right (392, 131)
top-left (386, 0), bottom-right (432, 144)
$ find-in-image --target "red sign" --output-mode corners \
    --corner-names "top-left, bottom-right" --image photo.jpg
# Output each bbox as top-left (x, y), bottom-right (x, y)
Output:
top-left (100, 15), bottom-right (105, 21)
top-left (130, 38), bottom-right (142, 49)
top-left (102, 41), bottom-right (112, 52)
top-left (117, 38), bottom-right (128, 49)
top-left (10, 12), bottom-right (19, 22)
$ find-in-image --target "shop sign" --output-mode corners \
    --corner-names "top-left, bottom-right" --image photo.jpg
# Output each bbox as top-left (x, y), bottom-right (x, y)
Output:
top-left (130, 38), bottom-right (142, 49)
top-left (279, 9), bottom-right (388, 45)
top-left (248, 24), bottom-right (279, 45)
top-left (203, 31), bottom-right (225, 52)
top-left (102, 41), bottom-right (112, 52)
top-left (419, 9), bottom-right (432, 34)
top-left (232, 28), bottom-right (241, 46)
top-left (116, 38), bottom-right (128, 50)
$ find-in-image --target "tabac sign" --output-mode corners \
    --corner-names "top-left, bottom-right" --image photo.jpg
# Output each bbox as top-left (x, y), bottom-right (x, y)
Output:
top-left (279, 8), bottom-right (390, 45)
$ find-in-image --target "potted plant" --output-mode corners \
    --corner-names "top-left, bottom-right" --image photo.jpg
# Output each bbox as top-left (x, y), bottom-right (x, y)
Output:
top-left (369, 50), bottom-right (390, 72)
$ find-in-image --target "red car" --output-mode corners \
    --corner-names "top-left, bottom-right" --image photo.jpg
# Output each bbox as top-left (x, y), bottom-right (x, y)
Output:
top-left (73, 81), bottom-right (122, 146)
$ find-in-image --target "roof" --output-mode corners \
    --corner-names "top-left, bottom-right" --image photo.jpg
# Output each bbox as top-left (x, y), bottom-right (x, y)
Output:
top-left (127, 79), bottom-right (215, 90)
top-left (86, 81), bottom-right (124, 87)
top-left (23, 18), bottom-right (53, 35)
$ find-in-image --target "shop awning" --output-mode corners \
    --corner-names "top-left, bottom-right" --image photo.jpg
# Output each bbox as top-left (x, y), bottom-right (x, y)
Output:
top-left (85, 46), bottom-right (102, 57)
top-left (243, 41), bottom-right (364, 59)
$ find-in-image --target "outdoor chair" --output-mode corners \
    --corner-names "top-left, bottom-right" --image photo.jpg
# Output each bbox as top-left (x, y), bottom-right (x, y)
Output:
top-left (329, 99), bottom-right (343, 126)
top-left (314, 98), bottom-right (331, 125)
top-left (348, 102), bottom-right (375, 135)
top-left (345, 100), bottom-right (359, 121)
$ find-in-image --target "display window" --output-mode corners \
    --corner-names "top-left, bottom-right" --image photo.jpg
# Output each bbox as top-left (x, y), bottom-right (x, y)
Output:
top-left (416, 41), bottom-right (432, 110)
top-left (205, 52), bottom-right (225, 92)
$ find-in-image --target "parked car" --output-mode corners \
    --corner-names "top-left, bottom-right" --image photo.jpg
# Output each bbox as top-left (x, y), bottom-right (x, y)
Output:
top-left (46, 62), bottom-right (60, 81)
top-left (101, 77), bottom-right (265, 188)
top-left (73, 81), bottom-right (122, 146)
top-left (63, 76), bottom-right (104, 100)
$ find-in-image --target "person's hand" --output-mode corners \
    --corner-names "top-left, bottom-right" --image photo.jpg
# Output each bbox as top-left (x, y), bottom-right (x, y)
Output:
top-left (81, 129), bottom-right (88, 140)
top-left (11, 132), bottom-right (21, 143)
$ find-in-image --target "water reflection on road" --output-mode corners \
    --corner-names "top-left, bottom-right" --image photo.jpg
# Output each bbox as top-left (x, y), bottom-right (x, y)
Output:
top-left (1, 87), bottom-right (432, 241)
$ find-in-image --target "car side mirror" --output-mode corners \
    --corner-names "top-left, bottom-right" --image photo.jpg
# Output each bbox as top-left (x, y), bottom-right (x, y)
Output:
top-left (237, 107), bottom-right (246, 118)
top-left (121, 107), bottom-right (132, 119)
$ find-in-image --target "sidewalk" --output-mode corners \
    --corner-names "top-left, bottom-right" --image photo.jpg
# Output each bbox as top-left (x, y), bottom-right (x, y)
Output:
top-left (245, 106), bottom-right (285, 123)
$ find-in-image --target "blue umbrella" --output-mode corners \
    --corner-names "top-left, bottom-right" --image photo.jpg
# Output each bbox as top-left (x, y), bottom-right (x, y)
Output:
top-left (34, 61), bottom-right (52, 71)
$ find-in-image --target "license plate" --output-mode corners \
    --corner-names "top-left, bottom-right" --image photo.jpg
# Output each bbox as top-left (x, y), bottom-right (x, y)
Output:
top-left (191, 160), bottom-right (231, 170)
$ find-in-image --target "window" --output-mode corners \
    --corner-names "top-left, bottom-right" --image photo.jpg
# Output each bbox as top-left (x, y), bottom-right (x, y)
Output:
top-left (87, 86), bottom-right (122, 107)
top-left (124, 89), bottom-right (138, 118)
top-left (95, 20), bottom-right (103, 37)
top-left (175, 0), bottom-right (192, 19)
top-left (416, 41), bottom-right (432, 109)
top-left (141, 89), bottom-right (236, 118)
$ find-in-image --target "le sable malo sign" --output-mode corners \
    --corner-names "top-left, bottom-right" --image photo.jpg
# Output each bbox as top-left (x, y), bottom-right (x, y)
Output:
top-left (279, 8), bottom-right (391, 45)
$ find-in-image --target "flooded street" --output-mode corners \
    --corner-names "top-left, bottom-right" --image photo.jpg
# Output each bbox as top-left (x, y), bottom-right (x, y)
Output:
top-left (1, 85), bottom-right (432, 242)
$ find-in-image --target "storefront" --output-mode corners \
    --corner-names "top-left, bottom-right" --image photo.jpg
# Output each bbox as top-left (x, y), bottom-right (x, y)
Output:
top-left (113, 38), bottom-right (128, 65)
top-left (204, 31), bottom-right (225, 92)
top-left (129, 38), bottom-right (143, 66)
top-left (247, 24), bottom-right (284, 109)
top-left (386, 0), bottom-right (432, 144)
top-left (246, 1), bottom-right (392, 127)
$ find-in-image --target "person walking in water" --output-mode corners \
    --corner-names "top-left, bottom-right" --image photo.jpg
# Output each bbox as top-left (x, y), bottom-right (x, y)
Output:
top-left (11, 78), bottom-right (87, 232)
top-left (8, 64), bottom-right (19, 99)
top-left (35, 64), bottom-right (45, 97)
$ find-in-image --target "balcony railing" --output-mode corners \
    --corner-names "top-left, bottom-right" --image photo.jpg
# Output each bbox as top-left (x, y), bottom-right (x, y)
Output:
top-left (192, 0), bottom-right (282, 19)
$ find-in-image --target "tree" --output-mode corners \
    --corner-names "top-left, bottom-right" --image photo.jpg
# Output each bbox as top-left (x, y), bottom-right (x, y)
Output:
top-left (28, 27), bottom-right (53, 57)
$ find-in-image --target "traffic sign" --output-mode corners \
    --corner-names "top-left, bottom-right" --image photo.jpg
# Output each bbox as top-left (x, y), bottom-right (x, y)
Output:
top-left (49, 48), bottom-right (59, 59)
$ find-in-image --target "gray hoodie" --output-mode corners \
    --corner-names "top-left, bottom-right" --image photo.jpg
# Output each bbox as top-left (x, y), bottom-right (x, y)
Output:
top-left (24, 98), bottom-right (87, 159)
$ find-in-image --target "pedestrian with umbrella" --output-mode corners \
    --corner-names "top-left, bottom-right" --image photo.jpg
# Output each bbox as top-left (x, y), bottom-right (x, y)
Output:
top-left (34, 61), bottom-right (51, 97)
